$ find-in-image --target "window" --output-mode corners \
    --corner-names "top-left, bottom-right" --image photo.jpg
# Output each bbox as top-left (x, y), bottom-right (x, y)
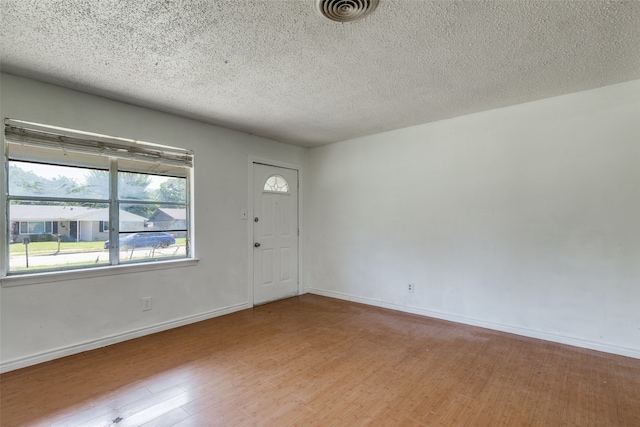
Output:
top-left (264, 175), bottom-right (289, 193)
top-left (19, 221), bottom-right (54, 234)
top-left (3, 119), bottom-right (193, 275)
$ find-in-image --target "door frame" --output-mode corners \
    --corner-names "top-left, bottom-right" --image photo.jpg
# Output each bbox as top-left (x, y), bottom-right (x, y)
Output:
top-left (248, 157), bottom-right (302, 306)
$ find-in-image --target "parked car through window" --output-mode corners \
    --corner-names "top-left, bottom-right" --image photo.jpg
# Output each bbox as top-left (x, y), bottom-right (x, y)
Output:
top-left (104, 232), bottom-right (176, 250)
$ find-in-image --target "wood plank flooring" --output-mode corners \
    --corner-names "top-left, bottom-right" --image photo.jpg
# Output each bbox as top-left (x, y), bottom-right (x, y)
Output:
top-left (1, 294), bottom-right (639, 426)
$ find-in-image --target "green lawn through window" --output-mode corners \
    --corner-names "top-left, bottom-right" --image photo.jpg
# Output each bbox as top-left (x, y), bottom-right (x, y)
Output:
top-left (10, 238), bottom-right (187, 255)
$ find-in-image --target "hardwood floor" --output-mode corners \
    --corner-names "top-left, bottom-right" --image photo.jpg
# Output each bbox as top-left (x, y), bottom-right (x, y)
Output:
top-left (1, 294), bottom-right (639, 426)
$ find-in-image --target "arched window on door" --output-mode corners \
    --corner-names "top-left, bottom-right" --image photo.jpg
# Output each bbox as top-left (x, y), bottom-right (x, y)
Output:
top-left (264, 175), bottom-right (289, 193)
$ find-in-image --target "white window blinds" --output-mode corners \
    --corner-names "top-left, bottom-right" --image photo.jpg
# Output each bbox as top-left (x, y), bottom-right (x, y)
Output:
top-left (4, 119), bottom-right (193, 176)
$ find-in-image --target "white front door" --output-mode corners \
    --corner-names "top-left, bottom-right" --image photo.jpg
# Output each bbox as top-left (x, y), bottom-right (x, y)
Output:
top-left (252, 163), bottom-right (299, 305)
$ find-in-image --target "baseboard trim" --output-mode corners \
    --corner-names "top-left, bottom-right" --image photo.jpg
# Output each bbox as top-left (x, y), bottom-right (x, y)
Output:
top-left (308, 288), bottom-right (640, 360)
top-left (0, 302), bottom-right (251, 373)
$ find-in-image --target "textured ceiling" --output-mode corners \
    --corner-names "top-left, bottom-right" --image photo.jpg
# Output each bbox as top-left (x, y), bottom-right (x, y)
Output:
top-left (1, 0), bottom-right (639, 148)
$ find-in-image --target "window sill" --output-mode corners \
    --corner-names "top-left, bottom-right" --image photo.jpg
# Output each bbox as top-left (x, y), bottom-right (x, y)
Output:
top-left (1, 258), bottom-right (199, 287)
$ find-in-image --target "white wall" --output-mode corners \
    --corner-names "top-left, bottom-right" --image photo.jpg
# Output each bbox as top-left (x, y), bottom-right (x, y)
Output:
top-left (0, 73), bottom-right (307, 371)
top-left (305, 80), bottom-right (640, 358)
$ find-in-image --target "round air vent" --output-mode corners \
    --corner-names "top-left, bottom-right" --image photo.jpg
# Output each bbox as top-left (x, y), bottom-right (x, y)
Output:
top-left (314, 0), bottom-right (379, 22)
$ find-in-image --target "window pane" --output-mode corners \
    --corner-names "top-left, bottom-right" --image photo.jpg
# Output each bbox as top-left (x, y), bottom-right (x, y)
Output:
top-left (9, 161), bottom-right (109, 199)
top-left (8, 201), bottom-right (110, 273)
top-left (150, 176), bottom-right (186, 203)
top-left (118, 172), bottom-right (186, 203)
top-left (115, 203), bottom-right (188, 263)
top-left (147, 206), bottom-right (188, 233)
top-left (119, 204), bottom-right (187, 233)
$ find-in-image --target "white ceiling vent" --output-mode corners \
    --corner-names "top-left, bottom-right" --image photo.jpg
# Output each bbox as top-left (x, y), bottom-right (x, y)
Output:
top-left (314, 0), bottom-right (379, 22)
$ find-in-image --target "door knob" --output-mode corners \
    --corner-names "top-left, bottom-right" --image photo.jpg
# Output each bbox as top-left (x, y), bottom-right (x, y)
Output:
top-left (254, 242), bottom-right (261, 248)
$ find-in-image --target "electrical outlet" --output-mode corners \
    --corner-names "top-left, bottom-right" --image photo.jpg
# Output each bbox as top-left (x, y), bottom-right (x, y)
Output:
top-left (407, 283), bottom-right (414, 293)
top-left (142, 297), bottom-right (152, 311)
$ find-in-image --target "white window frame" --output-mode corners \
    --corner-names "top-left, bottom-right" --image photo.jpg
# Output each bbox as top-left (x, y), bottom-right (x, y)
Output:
top-left (1, 119), bottom-right (197, 285)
